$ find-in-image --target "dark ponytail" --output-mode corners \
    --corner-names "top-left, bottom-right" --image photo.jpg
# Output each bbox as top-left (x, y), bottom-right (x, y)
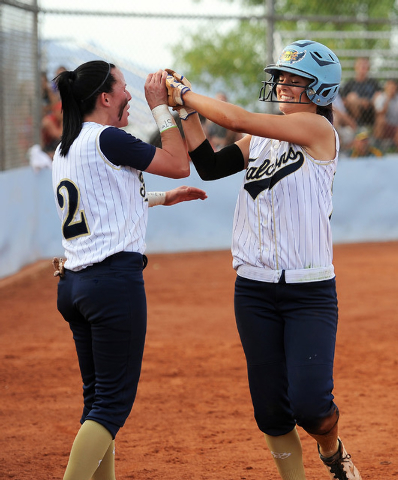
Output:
top-left (55, 60), bottom-right (116, 156)
top-left (317, 103), bottom-right (334, 125)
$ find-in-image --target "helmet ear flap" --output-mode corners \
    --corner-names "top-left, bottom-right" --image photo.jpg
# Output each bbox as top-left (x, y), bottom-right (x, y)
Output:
top-left (311, 82), bottom-right (341, 106)
top-left (306, 86), bottom-right (316, 102)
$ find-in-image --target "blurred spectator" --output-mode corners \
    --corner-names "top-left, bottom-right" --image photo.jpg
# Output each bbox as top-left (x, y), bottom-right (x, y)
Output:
top-left (203, 92), bottom-right (244, 150)
top-left (340, 57), bottom-right (381, 127)
top-left (30, 66), bottom-right (67, 168)
top-left (333, 93), bottom-right (357, 151)
top-left (51, 65), bottom-right (67, 100)
top-left (373, 79), bottom-right (398, 151)
top-left (41, 99), bottom-right (63, 159)
top-left (28, 144), bottom-right (53, 172)
top-left (41, 71), bottom-right (58, 117)
top-left (348, 129), bottom-right (383, 159)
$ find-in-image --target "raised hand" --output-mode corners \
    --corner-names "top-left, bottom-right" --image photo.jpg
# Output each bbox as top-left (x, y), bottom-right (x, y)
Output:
top-left (145, 70), bottom-right (168, 110)
top-left (165, 70), bottom-right (191, 107)
top-left (165, 69), bottom-right (195, 119)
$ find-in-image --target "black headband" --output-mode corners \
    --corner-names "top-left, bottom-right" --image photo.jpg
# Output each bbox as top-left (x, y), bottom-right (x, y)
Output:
top-left (82, 63), bottom-right (111, 102)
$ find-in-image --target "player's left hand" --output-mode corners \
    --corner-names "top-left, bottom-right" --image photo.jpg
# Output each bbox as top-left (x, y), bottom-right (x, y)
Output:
top-left (164, 186), bottom-right (207, 206)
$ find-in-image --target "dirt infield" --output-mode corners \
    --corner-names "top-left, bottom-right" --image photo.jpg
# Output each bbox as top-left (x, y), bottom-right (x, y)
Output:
top-left (1, 243), bottom-right (397, 480)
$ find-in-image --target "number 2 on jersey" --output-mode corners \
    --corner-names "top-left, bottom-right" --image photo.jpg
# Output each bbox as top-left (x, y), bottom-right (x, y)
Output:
top-left (56, 179), bottom-right (90, 240)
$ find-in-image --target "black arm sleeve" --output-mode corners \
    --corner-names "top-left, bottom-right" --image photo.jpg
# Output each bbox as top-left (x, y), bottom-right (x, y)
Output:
top-left (189, 139), bottom-right (245, 181)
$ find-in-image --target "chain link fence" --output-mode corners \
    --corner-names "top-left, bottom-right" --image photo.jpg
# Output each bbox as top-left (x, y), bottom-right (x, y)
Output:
top-left (1, 0), bottom-right (398, 171)
top-left (0, 0), bottom-right (40, 171)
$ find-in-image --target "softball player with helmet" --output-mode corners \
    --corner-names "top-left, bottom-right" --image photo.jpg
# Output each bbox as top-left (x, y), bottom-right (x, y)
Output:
top-left (166, 40), bottom-right (362, 480)
top-left (52, 61), bottom-right (206, 480)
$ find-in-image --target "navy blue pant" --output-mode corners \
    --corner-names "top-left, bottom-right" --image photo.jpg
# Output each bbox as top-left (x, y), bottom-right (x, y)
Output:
top-left (57, 252), bottom-right (147, 439)
top-left (234, 275), bottom-right (338, 437)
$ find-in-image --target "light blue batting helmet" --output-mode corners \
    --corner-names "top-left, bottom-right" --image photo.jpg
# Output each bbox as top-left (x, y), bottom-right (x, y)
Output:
top-left (260, 40), bottom-right (341, 106)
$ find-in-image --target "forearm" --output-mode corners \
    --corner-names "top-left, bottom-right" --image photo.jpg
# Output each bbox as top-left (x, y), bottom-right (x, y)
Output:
top-left (159, 124), bottom-right (188, 159)
top-left (189, 139), bottom-right (245, 181)
top-left (179, 112), bottom-right (207, 151)
top-left (147, 104), bottom-right (189, 178)
top-left (154, 126), bottom-right (190, 177)
top-left (183, 91), bottom-right (248, 133)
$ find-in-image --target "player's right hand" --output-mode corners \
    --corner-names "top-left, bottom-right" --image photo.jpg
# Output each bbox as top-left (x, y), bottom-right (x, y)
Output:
top-left (165, 69), bottom-right (195, 119)
top-left (165, 70), bottom-right (191, 107)
top-left (165, 69), bottom-right (192, 89)
top-left (145, 70), bottom-right (168, 110)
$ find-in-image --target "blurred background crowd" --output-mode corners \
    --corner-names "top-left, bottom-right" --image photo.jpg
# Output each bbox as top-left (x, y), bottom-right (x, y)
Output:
top-left (2, 0), bottom-right (398, 173)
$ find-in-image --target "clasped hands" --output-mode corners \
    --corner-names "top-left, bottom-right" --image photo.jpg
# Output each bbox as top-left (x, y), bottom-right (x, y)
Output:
top-left (164, 69), bottom-right (196, 120)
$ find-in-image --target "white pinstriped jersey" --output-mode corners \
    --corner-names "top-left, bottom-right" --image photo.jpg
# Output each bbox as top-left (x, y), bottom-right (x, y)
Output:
top-left (52, 122), bottom-right (152, 271)
top-left (232, 124), bottom-right (339, 283)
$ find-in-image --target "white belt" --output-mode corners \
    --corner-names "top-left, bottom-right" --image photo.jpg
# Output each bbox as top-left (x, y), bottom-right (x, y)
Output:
top-left (236, 264), bottom-right (335, 283)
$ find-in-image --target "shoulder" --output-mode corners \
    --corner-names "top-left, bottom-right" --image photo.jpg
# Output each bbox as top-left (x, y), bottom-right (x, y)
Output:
top-left (100, 126), bottom-right (133, 142)
top-left (99, 127), bottom-right (156, 169)
top-left (301, 115), bottom-right (337, 161)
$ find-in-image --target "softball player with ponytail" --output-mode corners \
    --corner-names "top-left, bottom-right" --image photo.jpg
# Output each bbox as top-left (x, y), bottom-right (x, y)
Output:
top-left (52, 61), bottom-right (206, 480)
top-left (166, 40), bottom-right (362, 480)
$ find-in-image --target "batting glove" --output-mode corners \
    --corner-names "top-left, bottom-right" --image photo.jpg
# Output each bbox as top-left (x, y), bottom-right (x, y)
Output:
top-left (165, 69), bottom-right (196, 120)
top-left (165, 69), bottom-right (192, 112)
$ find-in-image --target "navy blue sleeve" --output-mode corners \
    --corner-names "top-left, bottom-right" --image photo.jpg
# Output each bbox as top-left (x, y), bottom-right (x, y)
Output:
top-left (99, 127), bottom-right (156, 170)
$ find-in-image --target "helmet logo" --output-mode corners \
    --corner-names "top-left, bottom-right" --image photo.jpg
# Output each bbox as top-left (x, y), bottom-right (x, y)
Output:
top-left (277, 49), bottom-right (306, 65)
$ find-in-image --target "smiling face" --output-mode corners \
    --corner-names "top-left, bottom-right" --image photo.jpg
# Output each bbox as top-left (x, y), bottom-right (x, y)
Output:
top-left (275, 72), bottom-right (316, 115)
top-left (107, 68), bottom-right (132, 128)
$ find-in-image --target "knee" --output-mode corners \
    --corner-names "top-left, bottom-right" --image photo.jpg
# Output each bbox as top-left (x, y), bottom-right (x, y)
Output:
top-left (254, 405), bottom-right (296, 436)
top-left (298, 404), bottom-right (339, 436)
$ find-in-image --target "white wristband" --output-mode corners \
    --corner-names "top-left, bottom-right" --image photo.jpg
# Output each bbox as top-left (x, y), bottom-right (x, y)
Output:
top-left (147, 191), bottom-right (166, 207)
top-left (151, 105), bottom-right (177, 133)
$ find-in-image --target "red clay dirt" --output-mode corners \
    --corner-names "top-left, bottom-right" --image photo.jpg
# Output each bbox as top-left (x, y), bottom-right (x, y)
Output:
top-left (0, 243), bottom-right (397, 479)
